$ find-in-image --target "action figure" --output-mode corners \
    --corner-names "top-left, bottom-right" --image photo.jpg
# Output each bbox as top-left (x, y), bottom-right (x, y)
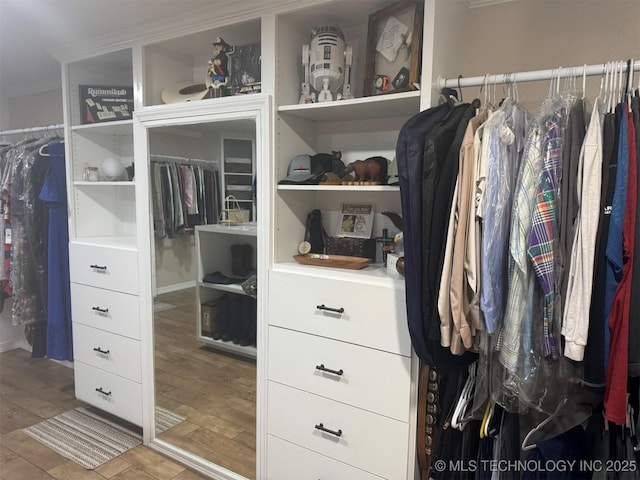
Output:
top-left (206, 37), bottom-right (235, 97)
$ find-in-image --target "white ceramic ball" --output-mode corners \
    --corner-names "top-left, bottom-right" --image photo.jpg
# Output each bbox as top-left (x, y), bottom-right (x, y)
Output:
top-left (100, 157), bottom-right (125, 180)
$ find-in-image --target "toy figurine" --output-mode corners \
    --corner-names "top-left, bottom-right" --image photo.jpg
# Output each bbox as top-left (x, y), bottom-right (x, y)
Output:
top-left (342, 156), bottom-right (389, 184)
top-left (206, 37), bottom-right (235, 97)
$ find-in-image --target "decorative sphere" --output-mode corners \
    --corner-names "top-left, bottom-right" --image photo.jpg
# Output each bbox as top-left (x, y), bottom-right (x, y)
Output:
top-left (100, 157), bottom-right (125, 180)
top-left (396, 257), bottom-right (405, 276)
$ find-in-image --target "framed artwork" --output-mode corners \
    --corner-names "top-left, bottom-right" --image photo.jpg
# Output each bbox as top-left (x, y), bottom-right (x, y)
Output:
top-left (362, 0), bottom-right (424, 97)
top-left (336, 203), bottom-right (375, 239)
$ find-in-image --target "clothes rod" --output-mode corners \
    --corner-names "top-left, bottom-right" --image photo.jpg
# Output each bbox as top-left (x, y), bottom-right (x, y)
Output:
top-left (438, 60), bottom-right (640, 89)
top-left (0, 123), bottom-right (64, 136)
top-left (150, 154), bottom-right (217, 165)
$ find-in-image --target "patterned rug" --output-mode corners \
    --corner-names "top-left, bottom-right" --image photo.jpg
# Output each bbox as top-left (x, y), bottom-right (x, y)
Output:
top-left (23, 406), bottom-right (185, 469)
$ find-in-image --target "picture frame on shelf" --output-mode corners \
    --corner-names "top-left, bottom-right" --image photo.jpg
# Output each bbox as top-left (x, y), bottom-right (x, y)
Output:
top-left (336, 203), bottom-right (375, 239)
top-left (362, 0), bottom-right (424, 97)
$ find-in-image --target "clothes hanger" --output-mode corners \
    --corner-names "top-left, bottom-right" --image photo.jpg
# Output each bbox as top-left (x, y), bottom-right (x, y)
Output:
top-left (450, 362), bottom-right (477, 430)
top-left (521, 398), bottom-right (569, 451)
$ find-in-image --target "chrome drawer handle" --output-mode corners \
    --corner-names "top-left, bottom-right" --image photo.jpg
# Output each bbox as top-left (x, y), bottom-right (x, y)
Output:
top-left (95, 387), bottom-right (111, 396)
top-left (93, 347), bottom-right (110, 355)
top-left (315, 364), bottom-right (343, 376)
top-left (90, 264), bottom-right (107, 270)
top-left (316, 304), bottom-right (344, 314)
top-left (314, 423), bottom-right (342, 437)
top-left (91, 306), bottom-right (109, 313)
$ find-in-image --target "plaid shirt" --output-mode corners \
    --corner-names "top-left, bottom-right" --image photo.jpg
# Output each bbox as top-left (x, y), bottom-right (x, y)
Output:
top-left (528, 112), bottom-right (564, 359)
top-left (500, 122), bottom-right (543, 372)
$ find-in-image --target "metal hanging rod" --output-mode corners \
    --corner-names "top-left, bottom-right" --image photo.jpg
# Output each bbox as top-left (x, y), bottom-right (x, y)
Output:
top-left (150, 154), bottom-right (218, 166)
top-left (0, 123), bottom-right (64, 136)
top-left (438, 59), bottom-right (640, 89)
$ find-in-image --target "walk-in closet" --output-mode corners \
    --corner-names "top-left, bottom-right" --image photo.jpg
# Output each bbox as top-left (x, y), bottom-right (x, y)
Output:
top-left (1, 1), bottom-right (639, 479)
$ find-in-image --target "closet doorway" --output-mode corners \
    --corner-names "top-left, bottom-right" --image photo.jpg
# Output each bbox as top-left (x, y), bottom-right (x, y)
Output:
top-left (136, 97), bottom-right (269, 480)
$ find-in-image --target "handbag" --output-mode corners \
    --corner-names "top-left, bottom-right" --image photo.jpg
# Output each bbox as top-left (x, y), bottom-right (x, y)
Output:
top-left (219, 195), bottom-right (247, 225)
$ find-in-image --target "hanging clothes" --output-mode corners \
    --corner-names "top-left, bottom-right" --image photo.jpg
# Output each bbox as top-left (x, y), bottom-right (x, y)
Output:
top-left (562, 97), bottom-right (605, 362)
top-left (39, 141), bottom-right (72, 361)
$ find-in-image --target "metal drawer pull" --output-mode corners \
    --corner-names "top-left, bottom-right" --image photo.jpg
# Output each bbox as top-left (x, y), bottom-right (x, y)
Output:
top-left (93, 347), bottom-right (110, 355)
top-left (316, 304), bottom-right (344, 314)
top-left (90, 264), bottom-right (107, 270)
top-left (315, 364), bottom-right (343, 376)
top-left (95, 387), bottom-right (112, 396)
top-left (91, 306), bottom-right (109, 313)
top-left (314, 423), bottom-right (342, 437)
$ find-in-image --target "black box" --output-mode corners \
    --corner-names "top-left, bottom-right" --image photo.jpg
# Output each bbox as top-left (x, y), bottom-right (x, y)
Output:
top-left (326, 236), bottom-right (376, 261)
top-left (79, 85), bottom-right (134, 124)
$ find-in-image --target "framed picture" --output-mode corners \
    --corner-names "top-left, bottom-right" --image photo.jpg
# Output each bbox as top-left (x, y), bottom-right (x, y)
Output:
top-left (228, 43), bottom-right (262, 95)
top-left (362, 0), bottom-right (424, 97)
top-left (336, 203), bottom-right (375, 239)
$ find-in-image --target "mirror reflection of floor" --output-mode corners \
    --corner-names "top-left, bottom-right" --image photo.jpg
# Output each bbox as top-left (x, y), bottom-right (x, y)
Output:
top-left (153, 288), bottom-right (256, 479)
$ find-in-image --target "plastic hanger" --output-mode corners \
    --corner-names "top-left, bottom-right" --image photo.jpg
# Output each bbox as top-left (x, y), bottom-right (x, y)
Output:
top-left (450, 362), bottom-right (477, 430)
top-left (521, 398), bottom-right (568, 451)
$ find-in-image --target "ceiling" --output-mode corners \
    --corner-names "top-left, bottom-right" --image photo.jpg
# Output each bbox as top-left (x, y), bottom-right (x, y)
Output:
top-left (0, 0), bottom-right (216, 98)
top-left (0, 0), bottom-right (522, 99)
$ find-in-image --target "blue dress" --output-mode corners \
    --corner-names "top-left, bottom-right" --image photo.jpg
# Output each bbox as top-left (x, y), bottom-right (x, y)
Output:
top-left (39, 141), bottom-right (73, 361)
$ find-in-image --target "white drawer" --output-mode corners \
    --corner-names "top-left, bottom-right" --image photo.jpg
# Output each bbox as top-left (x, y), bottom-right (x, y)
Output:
top-left (268, 382), bottom-right (409, 479)
top-left (72, 323), bottom-right (141, 382)
top-left (267, 435), bottom-right (384, 480)
top-left (69, 243), bottom-right (138, 294)
top-left (71, 283), bottom-right (140, 339)
top-left (269, 271), bottom-right (410, 356)
top-left (74, 361), bottom-right (142, 426)
top-left (268, 327), bottom-right (411, 421)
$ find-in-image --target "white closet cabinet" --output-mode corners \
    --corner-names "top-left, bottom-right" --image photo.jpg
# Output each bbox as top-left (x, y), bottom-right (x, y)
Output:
top-left (63, 48), bottom-right (143, 426)
top-left (56, 0), bottom-right (465, 477)
top-left (264, 1), bottom-right (453, 478)
top-left (195, 223), bottom-right (258, 359)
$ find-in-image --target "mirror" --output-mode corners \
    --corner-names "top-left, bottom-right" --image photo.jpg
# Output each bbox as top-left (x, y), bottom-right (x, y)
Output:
top-left (141, 110), bottom-right (262, 479)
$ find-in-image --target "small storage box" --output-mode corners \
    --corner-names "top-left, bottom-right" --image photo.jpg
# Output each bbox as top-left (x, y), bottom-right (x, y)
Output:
top-left (201, 300), bottom-right (219, 335)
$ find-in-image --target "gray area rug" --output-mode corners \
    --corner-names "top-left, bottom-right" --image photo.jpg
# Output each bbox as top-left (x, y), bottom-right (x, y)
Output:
top-left (23, 406), bottom-right (185, 469)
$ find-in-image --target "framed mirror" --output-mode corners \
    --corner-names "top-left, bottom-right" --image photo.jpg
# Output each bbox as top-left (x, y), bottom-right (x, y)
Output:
top-left (135, 97), bottom-right (270, 479)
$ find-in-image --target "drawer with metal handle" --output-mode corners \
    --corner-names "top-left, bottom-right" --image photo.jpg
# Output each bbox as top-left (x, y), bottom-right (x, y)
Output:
top-left (69, 243), bottom-right (138, 294)
top-left (72, 323), bottom-right (141, 382)
top-left (268, 326), bottom-right (411, 421)
top-left (74, 361), bottom-right (142, 426)
top-left (267, 381), bottom-right (409, 479)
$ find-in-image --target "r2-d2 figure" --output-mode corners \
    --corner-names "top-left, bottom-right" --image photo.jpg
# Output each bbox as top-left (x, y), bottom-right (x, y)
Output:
top-left (300, 26), bottom-right (353, 103)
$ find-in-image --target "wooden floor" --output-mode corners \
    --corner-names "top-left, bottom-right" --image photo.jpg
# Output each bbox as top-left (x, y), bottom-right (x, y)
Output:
top-left (153, 288), bottom-right (256, 479)
top-left (0, 288), bottom-right (256, 480)
top-left (0, 348), bottom-right (208, 480)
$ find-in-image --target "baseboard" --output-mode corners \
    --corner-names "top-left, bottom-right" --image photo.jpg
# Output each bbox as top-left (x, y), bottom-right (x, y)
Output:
top-left (0, 339), bottom-right (31, 354)
top-left (156, 281), bottom-right (196, 295)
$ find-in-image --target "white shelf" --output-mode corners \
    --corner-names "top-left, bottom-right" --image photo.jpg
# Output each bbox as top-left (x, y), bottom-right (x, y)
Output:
top-left (272, 261), bottom-right (406, 289)
top-left (198, 282), bottom-right (247, 295)
top-left (278, 185), bottom-right (400, 192)
top-left (277, 91), bottom-right (421, 123)
top-left (75, 181), bottom-right (134, 186)
top-left (197, 334), bottom-right (257, 359)
top-left (195, 223), bottom-right (257, 236)
top-left (71, 119), bottom-right (133, 135)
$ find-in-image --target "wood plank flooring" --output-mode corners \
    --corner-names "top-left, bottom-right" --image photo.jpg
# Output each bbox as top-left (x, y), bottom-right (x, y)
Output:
top-left (153, 288), bottom-right (256, 480)
top-left (0, 288), bottom-right (255, 479)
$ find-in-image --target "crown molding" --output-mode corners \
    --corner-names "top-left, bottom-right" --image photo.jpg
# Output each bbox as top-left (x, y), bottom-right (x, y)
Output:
top-left (48, 0), bottom-right (329, 64)
top-left (462, 0), bottom-right (516, 8)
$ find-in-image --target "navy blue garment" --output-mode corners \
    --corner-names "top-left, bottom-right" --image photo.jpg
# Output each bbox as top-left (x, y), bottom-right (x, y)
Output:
top-left (603, 105), bottom-right (628, 373)
top-left (522, 425), bottom-right (590, 480)
top-left (396, 102), bottom-right (451, 365)
top-left (39, 142), bottom-right (73, 361)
